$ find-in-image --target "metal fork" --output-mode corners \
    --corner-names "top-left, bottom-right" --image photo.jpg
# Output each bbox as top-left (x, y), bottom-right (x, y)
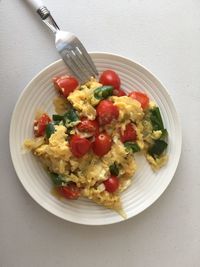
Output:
top-left (25, 0), bottom-right (98, 83)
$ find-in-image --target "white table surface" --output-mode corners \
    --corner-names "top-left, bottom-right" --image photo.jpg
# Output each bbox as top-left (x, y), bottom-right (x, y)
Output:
top-left (1, 0), bottom-right (200, 266)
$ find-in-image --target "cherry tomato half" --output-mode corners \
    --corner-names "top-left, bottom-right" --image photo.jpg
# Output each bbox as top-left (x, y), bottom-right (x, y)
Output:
top-left (129, 91), bottom-right (149, 109)
top-left (104, 175), bottom-right (119, 193)
top-left (96, 100), bottom-right (119, 125)
top-left (92, 132), bottom-right (112, 157)
top-left (113, 88), bottom-right (126, 97)
top-left (69, 135), bottom-right (91, 158)
top-left (34, 113), bottom-right (51, 137)
top-left (57, 183), bottom-right (80, 200)
top-left (99, 70), bottom-right (121, 90)
top-left (53, 75), bottom-right (79, 97)
top-left (77, 118), bottom-right (99, 136)
top-left (120, 123), bottom-right (137, 143)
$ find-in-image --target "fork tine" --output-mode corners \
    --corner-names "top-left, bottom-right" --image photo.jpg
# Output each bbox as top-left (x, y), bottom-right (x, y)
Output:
top-left (69, 50), bottom-right (92, 81)
top-left (57, 33), bottom-right (98, 83)
top-left (75, 48), bottom-right (97, 79)
top-left (62, 51), bottom-right (85, 83)
top-left (68, 53), bottom-right (88, 82)
top-left (75, 41), bottom-right (98, 76)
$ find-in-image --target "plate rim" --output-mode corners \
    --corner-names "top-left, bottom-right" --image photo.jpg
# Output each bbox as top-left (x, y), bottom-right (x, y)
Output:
top-left (9, 52), bottom-right (182, 225)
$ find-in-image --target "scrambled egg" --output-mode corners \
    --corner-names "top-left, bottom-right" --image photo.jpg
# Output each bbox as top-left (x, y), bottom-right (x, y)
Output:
top-left (111, 96), bottom-right (144, 122)
top-left (67, 79), bottom-right (101, 120)
top-left (24, 78), bottom-right (168, 217)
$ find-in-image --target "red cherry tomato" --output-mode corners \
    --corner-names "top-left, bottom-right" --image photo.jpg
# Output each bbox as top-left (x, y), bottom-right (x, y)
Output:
top-left (34, 113), bottom-right (51, 137)
top-left (77, 118), bottom-right (99, 136)
top-left (69, 135), bottom-right (91, 158)
top-left (120, 123), bottom-right (137, 143)
top-left (96, 100), bottom-right (119, 125)
top-left (57, 183), bottom-right (80, 200)
top-left (129, 91), bottom-right (149, 109)
top-left (92, 132), bottom-right (112, 157)
top-left (53, 75), bottom-right (79, 97)
top-left (113, 88), bottom-right (126, 97)
top-left (104, 176), bottom-right (119, 193)
top-left (99, 70), bottom-right (121, 89)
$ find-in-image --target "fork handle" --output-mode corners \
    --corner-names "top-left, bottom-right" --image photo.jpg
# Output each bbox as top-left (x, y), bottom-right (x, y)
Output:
top-left (25, 0), bottom-right (44, 11)
top-left (25, 0), bottom-right (50, 19)
top-left (25, 0), bottom-right (60, 32)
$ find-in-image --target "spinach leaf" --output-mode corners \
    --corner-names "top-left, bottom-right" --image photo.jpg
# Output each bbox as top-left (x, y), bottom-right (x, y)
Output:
top-left (150, 107), bottom-right (164, 131)
top-left (124, 142), bottom-right (140, 153)
top-left (94, 86), bottom-right (114, 100)
top-left (45, 123), bottom-right (55, 138)
top-left (63, 109), bottom-right (79, 125)
top-left (52, 109), bottom-right (79, 127)
top-left (149, 107), bottom-right (168, 137)
top-left (50, 173), bottom-right (67, 186)
top-left (52, 114), bottom-right (64, 122)
top-left (160, 128), bottom-right (168, 138)
top-left (148, 140), bottom-right (168, 156)
top-left (109, 162), bottom-right (119, 176)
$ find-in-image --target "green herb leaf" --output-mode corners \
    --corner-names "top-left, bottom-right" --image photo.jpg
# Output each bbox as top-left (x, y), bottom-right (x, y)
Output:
top-left (50, 173), bottom-right (67, 186)
top-left (150, 107), bottom-right (164, 131)
top-left (109, 162), bottom-right (119, 176)
top-left (63, 109), bottom-right (79, 125)
top-left (45, 123), bottom-right (55, 138)
top-left (124, 142), bottom-right (140, 153)
top-left (160, 128), bottom-right (168, 138)
top-left (148, 140), bottom-right (168, 156)
top-left (94, 86), bottom-right (114, 100)
top-left (52, 109), bottom-right (79, 127)
top-left (52, 114), bottom-right (64, 122)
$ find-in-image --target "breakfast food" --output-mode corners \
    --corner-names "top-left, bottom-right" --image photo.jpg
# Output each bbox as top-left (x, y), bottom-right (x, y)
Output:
top-left (24, 70), bottom-right (168, 217)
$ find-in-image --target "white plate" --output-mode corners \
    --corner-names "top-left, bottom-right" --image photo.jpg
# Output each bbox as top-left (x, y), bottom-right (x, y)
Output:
top-left (10, 52), bottom-right (182, 225)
